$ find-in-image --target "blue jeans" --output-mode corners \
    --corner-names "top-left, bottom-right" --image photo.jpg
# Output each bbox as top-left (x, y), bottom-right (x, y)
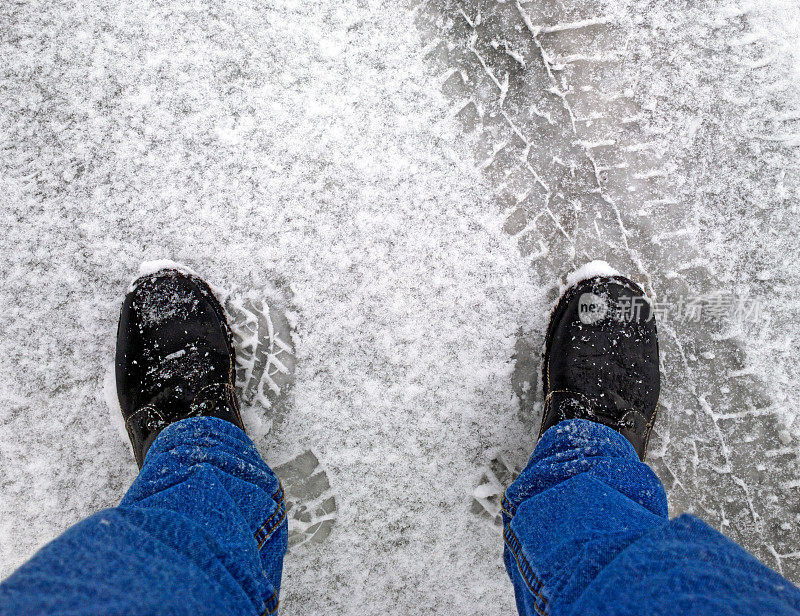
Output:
top-left (2, 417), bottom-right (800, 615)
top-left (503, 419), bottom-right (800, 616)
top-left (0, 417), bottom-right (287, 616)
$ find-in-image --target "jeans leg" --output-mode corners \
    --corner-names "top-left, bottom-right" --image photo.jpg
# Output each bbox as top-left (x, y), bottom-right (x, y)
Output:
top-left (0, 417), bottom-right (287, 616)
top-left (502, 419), bottom-right (800, 616)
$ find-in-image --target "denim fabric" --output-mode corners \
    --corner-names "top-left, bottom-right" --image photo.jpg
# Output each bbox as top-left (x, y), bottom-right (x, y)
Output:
top-left (502, 418), bottom-right (800, 616)
top-left (4, 416), bottom-right (800, 616)
top-left (0, 417), bottom-right (287, 616)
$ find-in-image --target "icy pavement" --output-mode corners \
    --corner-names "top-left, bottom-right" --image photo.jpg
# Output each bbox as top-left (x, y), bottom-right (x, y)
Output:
top-left (416, 0), bottom-right (800, 583)
top-left (1, 0), bottom-right (800, 613)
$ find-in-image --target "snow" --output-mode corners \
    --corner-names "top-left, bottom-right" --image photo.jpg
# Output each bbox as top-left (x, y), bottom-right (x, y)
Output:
top-left (103, 365), bottom-right (130, 446)
top-left (137, 259), bottom-right (200, 279)
top-left (2, 0), bottom-right (800, 611)
top-left (563, 260), bottom-right (622, 290)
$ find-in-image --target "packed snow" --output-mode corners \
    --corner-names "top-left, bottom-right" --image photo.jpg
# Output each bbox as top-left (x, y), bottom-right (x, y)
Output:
top-left (564, 260), bottom-right (621, 290)
top-left (1, 0), bottom-right (799, 613)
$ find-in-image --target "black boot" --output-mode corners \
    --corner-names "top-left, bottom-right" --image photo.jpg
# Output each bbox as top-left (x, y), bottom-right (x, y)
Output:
top-left (539, 273), bottom-right (660, 460)
top-left (115, 268), bottom-right (244, 467)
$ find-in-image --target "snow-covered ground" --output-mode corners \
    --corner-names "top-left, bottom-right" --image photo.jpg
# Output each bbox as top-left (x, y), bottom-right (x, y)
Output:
top-left (1, 0), bottom-right (799, 613)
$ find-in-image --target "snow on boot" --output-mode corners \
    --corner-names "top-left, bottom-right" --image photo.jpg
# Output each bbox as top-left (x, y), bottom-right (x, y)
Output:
top-left (115, 268), bottom-right (244, 467)
top-left (539, 272), bottom-right (660, 460)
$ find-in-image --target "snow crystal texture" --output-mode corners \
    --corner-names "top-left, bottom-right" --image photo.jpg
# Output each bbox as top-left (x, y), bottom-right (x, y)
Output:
top-left (1, 0), bottom-right (800, 613)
